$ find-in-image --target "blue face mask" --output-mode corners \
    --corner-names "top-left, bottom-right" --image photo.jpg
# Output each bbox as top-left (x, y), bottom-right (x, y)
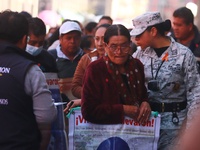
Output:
top-left (26, 44), bottom-right (42, 56)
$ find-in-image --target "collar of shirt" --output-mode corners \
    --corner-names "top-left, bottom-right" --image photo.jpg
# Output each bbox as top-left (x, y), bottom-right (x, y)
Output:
top-left (56, 44), bottom-right (83, 60)
top-left (144, 36), bottom-right (177, 58)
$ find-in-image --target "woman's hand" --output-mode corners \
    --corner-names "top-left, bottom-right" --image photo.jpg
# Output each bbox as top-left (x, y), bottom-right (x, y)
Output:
top-left (137, 101), bottom-right (151, 124)
top-left (123, 105), bottom-right (140, 121)
top-left (63, 99), bottom-right (81, 113)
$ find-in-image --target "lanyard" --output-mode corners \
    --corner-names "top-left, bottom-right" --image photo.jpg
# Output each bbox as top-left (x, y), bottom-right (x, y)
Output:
top-left (151, 52), bottom-right (168, 79)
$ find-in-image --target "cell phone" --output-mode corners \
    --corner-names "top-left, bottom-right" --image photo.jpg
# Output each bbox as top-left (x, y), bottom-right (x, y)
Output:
top-left (68, 101), bottom-right (74, 109)
top-left (66, 101), bottom-right (74, 115)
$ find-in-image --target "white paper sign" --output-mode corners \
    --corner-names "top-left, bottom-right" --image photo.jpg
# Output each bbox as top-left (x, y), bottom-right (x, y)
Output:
top-left (68, 108), bottom-right (160, 150)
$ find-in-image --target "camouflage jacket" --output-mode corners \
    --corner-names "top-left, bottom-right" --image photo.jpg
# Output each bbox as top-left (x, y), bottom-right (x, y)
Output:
top-left (133, 37), bottom-right (200, 129)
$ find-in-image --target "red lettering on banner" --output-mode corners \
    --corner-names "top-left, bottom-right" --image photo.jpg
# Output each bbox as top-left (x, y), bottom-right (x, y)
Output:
top-left (124, 119), bottom-right (134, 125)
top-left (76, 115), bottom-right (88, 125)
top-left (151, 119), bottom-right (154, 127)
top-left (134, 122), bottom-right (140, 126)
top-left (124, 118), bottom-right (155, 127)
top-left (46, 79), bottom-right (59, 85)
top-left (75, 114), bottom-right (155, 127)
top-left (76, 117), bottom-right (78, 125)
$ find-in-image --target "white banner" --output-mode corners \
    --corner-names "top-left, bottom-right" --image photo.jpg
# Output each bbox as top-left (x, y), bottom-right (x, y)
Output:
top-left (68, 108), bottom-right (160, 150)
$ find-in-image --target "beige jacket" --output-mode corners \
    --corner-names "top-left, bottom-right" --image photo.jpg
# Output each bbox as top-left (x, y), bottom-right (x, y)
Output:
top-left (71, 50), bottom-right (99, 98)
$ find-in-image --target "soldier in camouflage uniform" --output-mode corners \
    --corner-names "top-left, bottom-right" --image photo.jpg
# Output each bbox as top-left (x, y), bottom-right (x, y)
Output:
top-left (130, 12), bottom-right (200, 150)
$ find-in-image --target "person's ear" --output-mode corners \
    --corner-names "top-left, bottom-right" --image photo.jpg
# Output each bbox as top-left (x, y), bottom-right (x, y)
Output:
top-left (150, 27), bottom-right (157, 37)
top-left (59, 35), bottom-right (63, 44)
top-left (104, 42), bottom-right (109, 54)
top-left (103, 42), bottom-right (107, 47)
top-left (23, 35), bottom-right (28, 45)
top-left (188, 23), bottom-right (193, 32)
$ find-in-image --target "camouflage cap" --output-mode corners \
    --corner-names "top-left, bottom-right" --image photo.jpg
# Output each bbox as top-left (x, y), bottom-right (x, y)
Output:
top-left (130, 12), bottom-right (163, 36)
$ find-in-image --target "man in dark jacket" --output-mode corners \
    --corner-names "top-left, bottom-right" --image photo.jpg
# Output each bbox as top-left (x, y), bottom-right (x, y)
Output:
top-left (0, 10), bottom-right (57, 150)
top-left (171, 7), bottom-right (200, 70)
top-left (48, 21), bottom-right (85, 101)
top-left (26, 17), bottom-right (57, 72)
top-left (48, 21), bottom-right (84, 78)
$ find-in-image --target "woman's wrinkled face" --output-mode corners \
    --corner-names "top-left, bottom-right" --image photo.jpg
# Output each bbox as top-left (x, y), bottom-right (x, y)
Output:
top-left (105, 35), bottom-right (131, 66)
top-left (94, 27), bottom-right (107, 56)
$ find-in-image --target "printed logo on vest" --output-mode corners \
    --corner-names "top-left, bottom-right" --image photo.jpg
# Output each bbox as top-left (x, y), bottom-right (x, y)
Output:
top-left (0, 99), bottom-right (8, 105)
top-left (0, 67), bottom-right (10, 74)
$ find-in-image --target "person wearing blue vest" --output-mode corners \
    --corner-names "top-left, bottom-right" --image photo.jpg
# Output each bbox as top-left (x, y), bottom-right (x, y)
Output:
top-left (0, 10), bottom-right (57, 150)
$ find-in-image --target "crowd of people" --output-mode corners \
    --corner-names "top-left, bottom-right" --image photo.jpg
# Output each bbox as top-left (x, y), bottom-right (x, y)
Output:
top-left (0, 6), bottom-right (200, 150)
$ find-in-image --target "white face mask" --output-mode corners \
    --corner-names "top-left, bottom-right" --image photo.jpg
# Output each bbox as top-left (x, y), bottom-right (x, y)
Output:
top-left (26, 44), bottom-right (42, 56)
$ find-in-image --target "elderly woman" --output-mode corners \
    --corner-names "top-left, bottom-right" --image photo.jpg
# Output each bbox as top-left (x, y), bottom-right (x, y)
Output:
top-left (81, 24), bottom-right (151, 124)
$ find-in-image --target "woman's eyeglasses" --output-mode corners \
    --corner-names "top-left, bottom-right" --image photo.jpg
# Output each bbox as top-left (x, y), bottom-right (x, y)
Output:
top-left (106, 43), bottom-right (130, 54)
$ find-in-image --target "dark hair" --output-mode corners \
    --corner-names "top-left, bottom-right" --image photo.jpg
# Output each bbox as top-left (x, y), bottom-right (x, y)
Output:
top-left (85, 21), bottom-right (97, 33)
top-left (62, 19), bottom-right (72, 24)
top-left (44, 27), bottom-right (59, 49)
top-left (94, 23), bottom-right (111, 33)
top-left (28, 17), bottom-right (46, 36)
top-left (19, 11), bottom-right (32, 20)
top-left (99, 15), bottom-right (113, 24)
top-left (104, 24), bottom-right (130, 44)
top-left (0, 10), bottom-right (28, 44)
top-left (146, 20), bottom-right (171, 36)
top-left (80, 35), bottom-right (94, 49)
top-left (173, 7), bottom-right (194, 25)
